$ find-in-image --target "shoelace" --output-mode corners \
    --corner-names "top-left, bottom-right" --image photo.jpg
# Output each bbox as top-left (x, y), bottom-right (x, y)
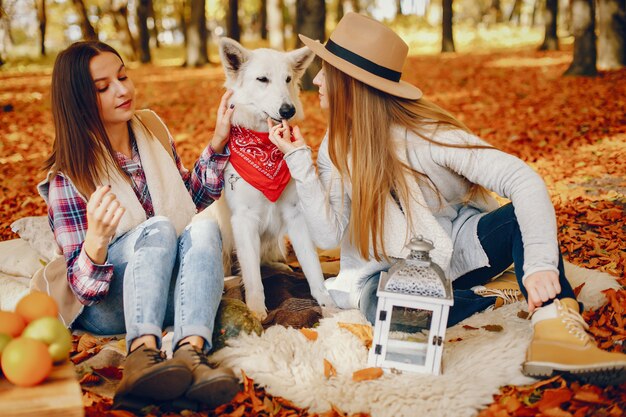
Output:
top-left (190, 347), bottom-right (211, 367)
top-left (145, 349), bottom-right (167, 364)
top-left (475, 287), bottom-right (522, 305)
top-left (555, 299), bottom-right (592, 344)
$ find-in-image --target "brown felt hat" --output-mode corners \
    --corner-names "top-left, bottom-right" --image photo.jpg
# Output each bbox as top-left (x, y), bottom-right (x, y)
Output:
top-left (299, 12), bottom-right (422, 100)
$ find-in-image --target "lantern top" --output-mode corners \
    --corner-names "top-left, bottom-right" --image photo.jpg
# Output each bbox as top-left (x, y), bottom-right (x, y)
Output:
top-left (406, 236), bottom-right (434, 253)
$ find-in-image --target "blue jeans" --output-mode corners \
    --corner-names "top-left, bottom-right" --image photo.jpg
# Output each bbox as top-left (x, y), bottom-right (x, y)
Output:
top-left (359, 203), bottom-right (576, 327)
top-left (75, 216), bottom-right (224, 352)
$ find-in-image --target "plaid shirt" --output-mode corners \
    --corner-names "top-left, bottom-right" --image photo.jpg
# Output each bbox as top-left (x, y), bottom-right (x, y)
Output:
top-left (47, 136), bottom-right (229, 305)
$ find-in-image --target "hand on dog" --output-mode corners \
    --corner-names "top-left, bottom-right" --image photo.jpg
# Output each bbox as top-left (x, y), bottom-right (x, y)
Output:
top-left (524, 270), bottom-right (561, 313)
top-left (84, 185), bottom-right (125, 264)
top-left (211, 90), bottom-right (235, 153)
top-left (267, 118), bottom-right (306, 154)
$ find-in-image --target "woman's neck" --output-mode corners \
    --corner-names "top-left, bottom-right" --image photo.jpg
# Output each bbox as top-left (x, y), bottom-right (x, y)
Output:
top-left (106, 122), bottom-right (132, 157)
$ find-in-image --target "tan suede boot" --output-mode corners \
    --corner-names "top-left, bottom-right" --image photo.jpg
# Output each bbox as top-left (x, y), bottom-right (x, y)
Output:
top-left (116, 345), bottom-right (192, 401)
top-left (174, 343), bottom-right (240, 408)
top-left (523, 298), bottom-right (626, 386)
top-left (473, 270), bottom-right (523, 309)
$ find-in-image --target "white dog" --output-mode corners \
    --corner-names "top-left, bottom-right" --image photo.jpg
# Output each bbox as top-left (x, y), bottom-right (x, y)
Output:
top-left (198, 38), bottom-right (335, 320)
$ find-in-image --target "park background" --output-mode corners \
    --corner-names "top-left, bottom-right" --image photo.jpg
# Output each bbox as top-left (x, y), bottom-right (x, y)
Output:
top-left (0, 0), bottom-right (625, 416)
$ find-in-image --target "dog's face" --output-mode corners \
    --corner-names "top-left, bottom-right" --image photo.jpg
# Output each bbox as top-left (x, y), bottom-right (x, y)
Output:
top-left (219, 38), bottom-right (315, 131)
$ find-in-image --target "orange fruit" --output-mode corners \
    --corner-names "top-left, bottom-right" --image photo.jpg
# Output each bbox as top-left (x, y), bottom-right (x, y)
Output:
top-left (15, 292), bottom-right (59, 324)
top-left (0, 311), bottom-right (26, 337)
top-left (1, 337), bottom-right (53, 387)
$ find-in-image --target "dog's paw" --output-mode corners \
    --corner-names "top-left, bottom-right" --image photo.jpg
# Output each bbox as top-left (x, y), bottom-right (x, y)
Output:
top-left (311, 288), bottom-right (337, 308)
top-left (245, 297), bottom-right (268, 321)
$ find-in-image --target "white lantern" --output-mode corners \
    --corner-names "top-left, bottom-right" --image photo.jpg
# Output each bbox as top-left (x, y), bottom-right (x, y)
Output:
top-left (368, 236), bottom-right (453, 375)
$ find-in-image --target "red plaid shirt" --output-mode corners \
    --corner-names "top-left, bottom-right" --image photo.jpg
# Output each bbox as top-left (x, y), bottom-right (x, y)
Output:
top-left (47, 137), bottom-right (228, 305)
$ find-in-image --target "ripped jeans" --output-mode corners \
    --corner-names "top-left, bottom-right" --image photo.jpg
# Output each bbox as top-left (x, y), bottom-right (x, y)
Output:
top-left (75, 216), bottom-right (224, 352)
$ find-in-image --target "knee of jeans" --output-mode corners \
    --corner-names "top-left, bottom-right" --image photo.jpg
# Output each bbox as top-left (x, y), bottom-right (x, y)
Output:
top-left (141, 216), bottom-right (177, 244)
top-left (188, 219), bottom-right (222, 248)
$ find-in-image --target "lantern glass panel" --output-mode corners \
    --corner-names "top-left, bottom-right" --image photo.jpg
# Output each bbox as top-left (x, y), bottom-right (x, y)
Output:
top-left (384, 306), bottom-right (433, 366)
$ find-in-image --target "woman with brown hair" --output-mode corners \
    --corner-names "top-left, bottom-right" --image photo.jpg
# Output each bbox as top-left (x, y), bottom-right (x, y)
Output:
top-left (38, 41), bottom-right (239, 406)
top-left (268, 13), bottom-right (626, 385)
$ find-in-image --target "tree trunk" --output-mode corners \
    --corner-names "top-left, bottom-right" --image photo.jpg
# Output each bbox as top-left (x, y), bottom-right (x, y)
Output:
top-left (148, 0), bottom-right (160, 48)
top-left (72, 0), bottom-right (97, 40)
top-left (37, 0), bottom-right (46, 56)
top-left (267, 0), bottom-right (284, 50)
top-left (491, 0), bottom-right (503, 22)
top-left (539, 0), bottom-right (559, 50)
top-left (185, 0), bottom-right (209, 66)
top-left (227, 0), bottom-right (240, 41)
top-left (110, 1), bottom-right (137, 60)
top-left (136, 0), bottom-right (151, 62)
top-left (350, 0), bottom-right (359, 13)
top-left (0, 0), bottom-right (5, 66)
top-left (597, 0), bottom-right (626, 70)
top-left (442, 0), bottom-right (455, 52)
top-left (396, 0), bottom-right (403, 16)
top-left (508, 0), bottom-right (522, 24)
top-left (260, 0), bottom-right (268, 40)
top-left (296, 0), bottom-right (325, 90)
top-left (336, 0), bottom-right (344, 22)
top-left (564, 0), bottom-right (597, 76)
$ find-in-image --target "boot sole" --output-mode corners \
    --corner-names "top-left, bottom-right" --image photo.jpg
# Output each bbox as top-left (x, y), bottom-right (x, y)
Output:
top-left (522, 362), bottom-right (626, 387)
top-left (130, 366), bottom-right (193, 401)
top-left (186, 375), bottom-right (241, 408)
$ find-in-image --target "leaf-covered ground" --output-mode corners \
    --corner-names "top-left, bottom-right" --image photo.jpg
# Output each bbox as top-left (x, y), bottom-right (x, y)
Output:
top-left (1, 45), bottom-right (625, 417)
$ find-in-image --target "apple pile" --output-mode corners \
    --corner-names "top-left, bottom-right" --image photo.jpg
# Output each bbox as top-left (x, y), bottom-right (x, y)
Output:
top-left (0, 292), bottom-right (72, 387)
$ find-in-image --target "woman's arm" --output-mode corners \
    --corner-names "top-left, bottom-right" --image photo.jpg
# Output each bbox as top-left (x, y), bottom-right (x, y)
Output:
top-left (427, 129), bottom-right (560, 280)
top-left (48, 175), bottom-right (118, 305)
top-left (281, 131), bottom-right (351, 249)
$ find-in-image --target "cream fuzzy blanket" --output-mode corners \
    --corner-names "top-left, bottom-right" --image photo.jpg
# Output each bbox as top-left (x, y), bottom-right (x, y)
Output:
top-left (211, 262), bottom-right (620, 417)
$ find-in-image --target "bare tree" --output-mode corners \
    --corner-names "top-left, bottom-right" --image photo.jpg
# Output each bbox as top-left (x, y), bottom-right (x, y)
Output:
top-left (260, 0), bottom-right (268, 39)
top-left (597, 0), bottom-right (626, 69)
top-left (136, 0), bottom-right (151, 62)
top-left (491, 0), bottom-right (503, 23)
top-left (564, 0), bottom-right (597, 76)
top-left (296, 0), bottom-right (325, 90)
top-left (148, 0), bottom-right (160, 48)
top-left (508, 0), bottom-right (523, 24)
top-left (539, 0), bottom-right (559, 50)
top-left (227, 0), bottom-right (240, 41)
top-left (184, 0), bottom-right (209, 66)
top-left (442, 0), bottom-right (455, 52)
top-left (36, 0), bottom-right (46, 56)
top-left (72, 0), bottom-right (97, 40)
top-left (110, 1), bottom-right (137, 60)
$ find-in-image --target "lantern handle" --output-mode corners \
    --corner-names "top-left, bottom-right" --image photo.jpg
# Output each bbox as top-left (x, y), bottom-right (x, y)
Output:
top-left (406, 235), bottom-right (435, 253)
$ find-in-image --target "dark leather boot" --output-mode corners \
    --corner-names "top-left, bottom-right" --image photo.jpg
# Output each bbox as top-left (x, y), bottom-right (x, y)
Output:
top-left (173, 343), bottom-right (240, 408)
top-left (116, 345), bottom-right (192, 401)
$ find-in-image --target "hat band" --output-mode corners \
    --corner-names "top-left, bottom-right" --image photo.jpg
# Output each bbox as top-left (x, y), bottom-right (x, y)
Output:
top-left (325, 39), bottom-right (402, 83)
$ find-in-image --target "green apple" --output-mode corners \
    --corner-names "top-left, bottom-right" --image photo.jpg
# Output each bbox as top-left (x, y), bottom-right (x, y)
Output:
top-left (22, 317), bottom-right (72, 363)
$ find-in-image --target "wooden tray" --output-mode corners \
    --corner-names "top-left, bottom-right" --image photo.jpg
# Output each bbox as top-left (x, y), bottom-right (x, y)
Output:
top-left (0, 361), bottom-right (84, 417)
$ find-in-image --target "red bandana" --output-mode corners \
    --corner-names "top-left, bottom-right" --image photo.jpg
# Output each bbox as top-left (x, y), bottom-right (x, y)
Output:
top-left (228, 126), bottom-right (293, 202)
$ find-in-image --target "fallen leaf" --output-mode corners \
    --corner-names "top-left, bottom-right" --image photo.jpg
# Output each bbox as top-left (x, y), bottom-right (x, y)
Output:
top-left (324, 358), bottom-right (337, 379)
top-left (338, 322), bottom-right (373, 348)
top-left (300, 328), bottom-right (318, 341)
top-left (482, 324), bottom-right (504, 332)
top-left (352, 367), bottom-right (383, 382)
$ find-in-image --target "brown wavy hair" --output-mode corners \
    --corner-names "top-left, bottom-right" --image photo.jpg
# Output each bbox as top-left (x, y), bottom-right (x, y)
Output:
top-left (44, 41), bottom-right (129, 197)
top-left (324, 62), bottom-right (493, 262)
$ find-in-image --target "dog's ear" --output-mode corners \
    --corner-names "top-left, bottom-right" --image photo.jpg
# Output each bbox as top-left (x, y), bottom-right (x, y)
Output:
top-left (219, 38), bottom-right (250, 80)
top-left (288, 47), bottom-right (315, 79)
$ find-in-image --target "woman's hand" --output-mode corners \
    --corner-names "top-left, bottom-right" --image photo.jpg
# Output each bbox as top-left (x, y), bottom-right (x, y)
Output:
top-left (267, 118), bottom-right (306, 154)
top-left (524, 270), bottom-right (561, 313)
top-left (211, 90), bottom-right (236, 153)
top-left (84, 185), bottom-right (125, 264)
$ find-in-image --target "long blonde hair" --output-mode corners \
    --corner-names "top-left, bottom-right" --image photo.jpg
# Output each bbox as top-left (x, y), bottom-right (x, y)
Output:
top-left (324, 62), bottom-right (493, 262)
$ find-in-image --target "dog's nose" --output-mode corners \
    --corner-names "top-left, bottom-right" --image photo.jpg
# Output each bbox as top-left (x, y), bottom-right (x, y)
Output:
top-left (279, 104), bottom-right (296, 119)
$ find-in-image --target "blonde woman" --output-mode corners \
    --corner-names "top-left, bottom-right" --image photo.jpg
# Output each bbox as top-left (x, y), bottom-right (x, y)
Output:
top-left (268, 13), bottom-right (626, 385)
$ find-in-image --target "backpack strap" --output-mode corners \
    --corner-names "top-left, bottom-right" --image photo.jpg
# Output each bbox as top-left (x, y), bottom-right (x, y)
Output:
top-left (135, 109), bottom-right (175, 162)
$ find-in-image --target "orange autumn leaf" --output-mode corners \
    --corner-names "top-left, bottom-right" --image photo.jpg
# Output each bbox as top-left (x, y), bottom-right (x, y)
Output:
top-left (300, 328), bottom-right (319, 341)
top-left (541, 407), bottom-right (573, 417)
top-left (337, 322), bottom-right (373, 348)
top-left (324, 358), bottom-right (337, 379)
top-left (352, 367), bottom-right (383, 382)
top-left (535, 388), bottom-right (573, 412)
